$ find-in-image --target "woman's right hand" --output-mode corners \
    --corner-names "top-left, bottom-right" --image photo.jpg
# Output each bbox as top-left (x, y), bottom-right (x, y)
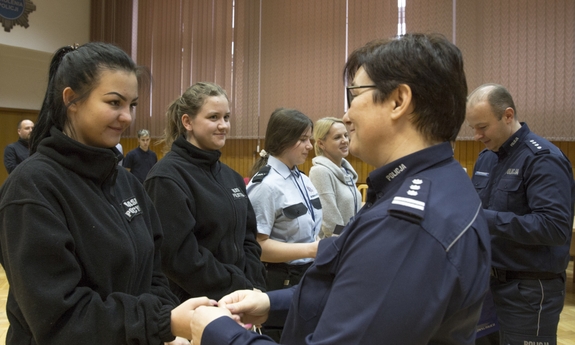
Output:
top-left (171, 297), bottom-right (217, 339)
top-left (218, 289), bottom-right (271, 326)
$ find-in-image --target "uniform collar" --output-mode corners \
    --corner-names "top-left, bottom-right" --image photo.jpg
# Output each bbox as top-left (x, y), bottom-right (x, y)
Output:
top-left (495, 122), bottom-right (529, 160)
top-left (268, 155), bottom-right (294, 180)
top-left (366, 142), bottom-right (454, 203)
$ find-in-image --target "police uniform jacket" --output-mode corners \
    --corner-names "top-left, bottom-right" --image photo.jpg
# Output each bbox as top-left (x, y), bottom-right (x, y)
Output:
top-left (0, 127), bottom-right (179, 344)
top-left (247, 155), bottom-right (322, 265)
top-left (145, 135), bottom-right (266, 301)
top-left (471, 123), bottom-right (575, 273)
top-left (309, 156), bottom-right (362, 238)
top-left (201, 142), bottom-right (492, 344)
top-left (3, 138), bottom-right (30, 173)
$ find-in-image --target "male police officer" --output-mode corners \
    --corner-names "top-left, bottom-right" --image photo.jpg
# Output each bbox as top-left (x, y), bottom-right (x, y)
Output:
top-left (4, 119), bottom-right (34, 174)
top-left (467, 84), bottom-right (575, 345)
top-left (188, 33), bottom-right (491, 345)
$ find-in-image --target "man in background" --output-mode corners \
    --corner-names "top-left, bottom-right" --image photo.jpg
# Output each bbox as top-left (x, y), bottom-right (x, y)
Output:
top-left (123, 129), bottom-right (157, 183)
top-left (467, 83), bottom-right (574, 344)
top-left (4, 119), bottom-right (34, 174)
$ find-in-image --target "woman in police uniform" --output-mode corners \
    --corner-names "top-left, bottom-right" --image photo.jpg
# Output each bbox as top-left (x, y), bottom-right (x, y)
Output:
top-left (248, 108), bottom-right (322, 289)
top-left (247, 108), bottom-right (322, 339)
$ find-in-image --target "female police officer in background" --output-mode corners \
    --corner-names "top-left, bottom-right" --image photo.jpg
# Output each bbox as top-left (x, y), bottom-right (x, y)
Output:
top-left (246, 108), bottom-right (322, 340)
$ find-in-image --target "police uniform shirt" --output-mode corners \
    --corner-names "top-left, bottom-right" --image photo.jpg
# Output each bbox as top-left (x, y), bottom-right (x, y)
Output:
top-left (201, 142), bottom-right (491, 344)
top-left (472, 123), bottom-right (575, 273)
top-left (247, 155), bottom-right (322, 265)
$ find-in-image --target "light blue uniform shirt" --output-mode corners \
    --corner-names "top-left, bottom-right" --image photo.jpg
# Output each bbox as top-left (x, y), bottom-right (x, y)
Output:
top-left (247, 155), bottom-right (322, 265)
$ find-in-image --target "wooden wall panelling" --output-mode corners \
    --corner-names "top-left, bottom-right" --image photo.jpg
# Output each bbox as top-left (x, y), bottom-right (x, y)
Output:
top-left (5, 128), bottom-right (575, 187)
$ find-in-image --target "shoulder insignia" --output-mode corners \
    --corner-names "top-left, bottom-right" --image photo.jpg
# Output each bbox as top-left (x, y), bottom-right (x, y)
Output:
top-left (525, 138), bottom-right (550, 155)
top-left (478, 148), bottom-right (490, 156)
top-left (388, 177), bottom-right (430, 224)
top-left (252, 165), bottom-right (271, 183)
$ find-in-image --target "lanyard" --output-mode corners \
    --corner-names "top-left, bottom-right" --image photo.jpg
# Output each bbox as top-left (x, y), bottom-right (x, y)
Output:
top-left (291, 169), bottom-right (316, 223)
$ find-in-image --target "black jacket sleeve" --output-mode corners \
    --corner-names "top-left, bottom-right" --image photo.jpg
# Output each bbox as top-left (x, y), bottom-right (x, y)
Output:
top-left (241, 190), bottom-right (267, 291)
top-left (4, 145), bottom-right (17, 173)
top-left (145, 176), bottom-right (257, 300)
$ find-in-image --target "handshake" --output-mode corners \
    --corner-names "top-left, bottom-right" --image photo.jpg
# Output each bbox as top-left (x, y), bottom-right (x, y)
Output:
top-left (170, 289), bottom-right (270, 345)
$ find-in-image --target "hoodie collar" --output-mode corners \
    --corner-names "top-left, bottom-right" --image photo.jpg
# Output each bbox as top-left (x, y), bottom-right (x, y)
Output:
top-left (172, 135), bottom-right (222, 171)
top-left (37, 127), bottom-right (120, 186)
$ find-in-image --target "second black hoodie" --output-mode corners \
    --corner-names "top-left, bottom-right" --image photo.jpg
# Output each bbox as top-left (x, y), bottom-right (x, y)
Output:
top-left (145, 136), bottom-right (266, 301)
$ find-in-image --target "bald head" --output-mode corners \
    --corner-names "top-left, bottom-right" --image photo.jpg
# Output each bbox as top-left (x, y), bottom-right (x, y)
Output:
top-left (467, 84), bottom-right (516, 121)
top-left (466, 84), bottom-right (520, 152)
top-left (18, 119), bottom-right (34, 141)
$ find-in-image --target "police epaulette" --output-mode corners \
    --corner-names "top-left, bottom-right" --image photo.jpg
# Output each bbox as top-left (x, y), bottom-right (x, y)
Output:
top-left (387, 176), bottom-right (430, 225)
top-left (252, 165), bottom-right (271, 183)
top-left (525, 138), bottom-right (550, 155)
top-left (478, 148), bottom-right (490, 156)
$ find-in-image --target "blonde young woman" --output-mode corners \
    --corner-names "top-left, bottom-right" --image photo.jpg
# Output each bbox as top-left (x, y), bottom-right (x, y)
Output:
top-left (309, 117), bottom-right (362, 238)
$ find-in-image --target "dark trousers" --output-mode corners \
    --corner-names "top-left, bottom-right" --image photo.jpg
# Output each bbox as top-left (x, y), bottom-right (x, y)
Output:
top-left (262, 262), bottom-right (312, 342)
top-left (475, 289), bottom-right (500, 344)
top-left (490, 273), bottom-right (566, 345)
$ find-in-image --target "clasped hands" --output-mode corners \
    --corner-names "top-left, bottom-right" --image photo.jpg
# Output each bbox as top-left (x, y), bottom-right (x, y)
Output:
top-left (171, 289), bottom-right (270, 345)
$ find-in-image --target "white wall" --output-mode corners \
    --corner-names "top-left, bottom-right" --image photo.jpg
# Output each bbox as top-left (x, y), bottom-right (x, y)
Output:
top-left (0, 0), bottom-right (90, 53)
top-left (0, 0), bottom-right (90, 110)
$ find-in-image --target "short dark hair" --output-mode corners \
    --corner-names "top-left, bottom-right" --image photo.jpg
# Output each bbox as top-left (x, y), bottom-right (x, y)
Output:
top-left (30, 42), bottom-right (141, 154)
top-left (344, 33), bottom-right (468, 142)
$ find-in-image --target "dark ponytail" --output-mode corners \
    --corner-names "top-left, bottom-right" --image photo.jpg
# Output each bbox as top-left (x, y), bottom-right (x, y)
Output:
top-left (30, 42), bottom-right (139, 154)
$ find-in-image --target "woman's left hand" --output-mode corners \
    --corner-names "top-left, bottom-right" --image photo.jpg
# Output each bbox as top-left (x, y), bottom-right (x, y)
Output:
top-left (191, 305), bottom-right (234, 345)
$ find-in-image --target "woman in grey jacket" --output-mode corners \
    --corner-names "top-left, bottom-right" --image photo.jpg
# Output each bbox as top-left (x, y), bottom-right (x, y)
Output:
top-left (309, 117), bottom-right (362, 238)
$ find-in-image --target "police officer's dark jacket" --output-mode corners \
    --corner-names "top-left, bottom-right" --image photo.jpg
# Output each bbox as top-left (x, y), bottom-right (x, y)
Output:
top-left (472, 123), bottom-right (575, 273)
top-left (4, 138), bottom-right (30, 173)
top-left (201, 141), bottom-right (492, 344)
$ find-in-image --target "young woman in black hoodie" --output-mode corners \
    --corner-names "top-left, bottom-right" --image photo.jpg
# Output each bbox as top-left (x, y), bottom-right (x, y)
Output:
top-left (0, 42), bottom-right (212, 345)
top-left (145, 82), bottom-right (266, 302)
